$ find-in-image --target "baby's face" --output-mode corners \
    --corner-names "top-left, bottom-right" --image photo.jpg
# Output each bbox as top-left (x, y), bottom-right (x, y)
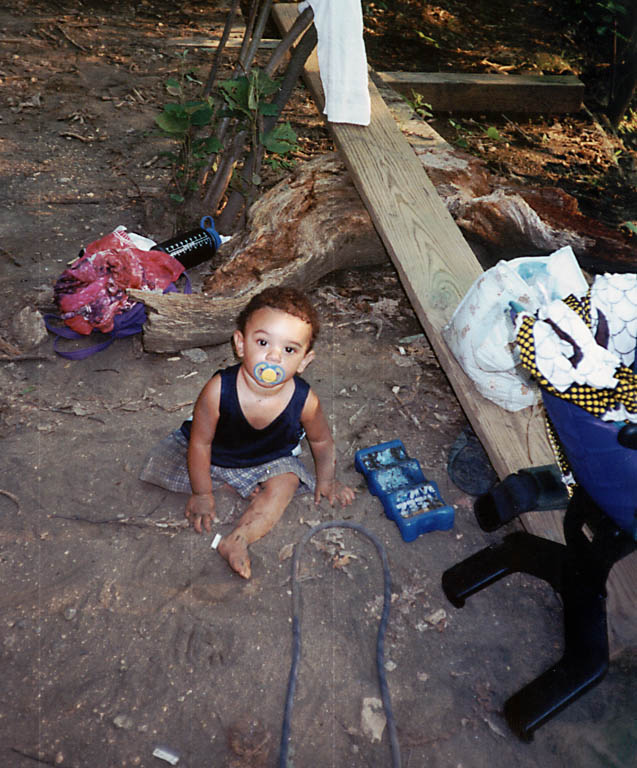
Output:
top-left (234, 307), bottom-right (315, 387)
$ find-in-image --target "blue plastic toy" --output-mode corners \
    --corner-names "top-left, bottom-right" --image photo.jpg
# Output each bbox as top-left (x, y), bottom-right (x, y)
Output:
top-left (355, 439), bottom-right (455, 542)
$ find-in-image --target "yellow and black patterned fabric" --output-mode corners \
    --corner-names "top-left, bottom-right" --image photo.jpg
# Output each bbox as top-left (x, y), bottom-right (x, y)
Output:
top-left (515, 293), bottom-right (637, 420)
top-left (515, 290), bottom-right (637, 489)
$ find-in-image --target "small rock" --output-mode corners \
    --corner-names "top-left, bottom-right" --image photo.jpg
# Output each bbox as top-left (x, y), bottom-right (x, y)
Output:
top-left (361, 697), bottom-right (386, 743)
top-left (63, 607), bottom-right (77, 621)
top-left (425, 608), bottom-right (447, 626)
top-left (391, 350), bottom-right (415, 367)
top-left (12, 306), bottom-right (48, 349)
top-left (113, 714), bottom-right (134, 730)
top-left (182, 347), bottom-right (208, 363)
top-left (384, 660), bottom-right (397, 672)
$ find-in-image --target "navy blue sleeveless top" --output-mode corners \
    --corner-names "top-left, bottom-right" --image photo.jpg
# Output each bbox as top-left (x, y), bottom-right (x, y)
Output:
top-left (181, 364), bottom-right (310, 468)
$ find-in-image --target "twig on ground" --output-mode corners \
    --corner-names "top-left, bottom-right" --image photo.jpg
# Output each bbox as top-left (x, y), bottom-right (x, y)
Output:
top-left (501, 114), bottom-right (537, 146)
top-left (0, 353), bottom-right (55, 362)
top-left (58, 131), bottom-right (94, 142)
top-left (10, 747), bottom-right (58, 766)
top-left (0, 336), bottom-right (22, 355)
top-left (51, 513), bottom-right (189, 531)
top-left (46, 407), bottom-right (106, 424)
top-left (0, 489), bottom-right (21, 514)
top-left (393, 389), bottom-right (422, 430)
top-left (55, 23), bottom-right (88, 52)
top-left (337, 316), bottom-right (384, 339)
top-left (581, 103), bottom-right (627, 180)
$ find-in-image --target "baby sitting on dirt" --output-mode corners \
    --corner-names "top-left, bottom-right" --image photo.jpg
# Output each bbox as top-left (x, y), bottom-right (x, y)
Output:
top-left (140, 286), bottom-right (355, 578)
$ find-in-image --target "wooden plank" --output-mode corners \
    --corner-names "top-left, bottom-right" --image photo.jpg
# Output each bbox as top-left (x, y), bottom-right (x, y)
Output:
top-left (377, 71), bottom-right (584, 114)
top-left (164, 36), bottom-right (280, 49)
top-left (273, 4), bottom-right (636, 654)
top-left (273, 4), bottom-right (550, 478)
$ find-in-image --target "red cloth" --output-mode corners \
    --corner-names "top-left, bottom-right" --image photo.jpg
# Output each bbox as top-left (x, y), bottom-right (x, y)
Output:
top-left (54, 227), bottom-right (184, 335)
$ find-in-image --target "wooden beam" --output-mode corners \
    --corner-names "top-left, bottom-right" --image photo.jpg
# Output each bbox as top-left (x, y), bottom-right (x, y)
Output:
top-left (273, 4), bottom-right (636, 654)
top-left (377, 71), bottom-right (584, 114)
top-left (164, 36), bottom-right (280, 49)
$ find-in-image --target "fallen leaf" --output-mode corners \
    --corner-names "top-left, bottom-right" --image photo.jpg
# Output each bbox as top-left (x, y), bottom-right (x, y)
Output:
top-left (278, 542), bottom-right (294, 562)
top-left (332, 554), bottom-right (352, 569)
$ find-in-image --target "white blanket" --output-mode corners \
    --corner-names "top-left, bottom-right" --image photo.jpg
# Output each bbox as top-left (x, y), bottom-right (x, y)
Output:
top-left (299, 0), bottom-right (371, 126)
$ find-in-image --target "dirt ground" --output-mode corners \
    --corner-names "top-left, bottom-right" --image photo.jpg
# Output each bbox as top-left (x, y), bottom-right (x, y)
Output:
top-left (1, 1), bottom-right (636, 767)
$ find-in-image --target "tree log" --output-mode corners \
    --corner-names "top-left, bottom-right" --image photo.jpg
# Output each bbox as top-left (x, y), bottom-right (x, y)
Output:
top-left (204, 152), bottom-right (386, 297)
top-left (129, 153), bottom-right (387, 352)
top-left (127, 290), bottom-right (244, 351)
top-left (131, 143), bottom-right (635, 352)
top-left (412, 144), bottom-right (636, 272)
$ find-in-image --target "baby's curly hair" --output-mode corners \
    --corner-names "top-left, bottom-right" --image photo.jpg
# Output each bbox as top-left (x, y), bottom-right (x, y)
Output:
top-left (236, 287), bottom-right (320, 349)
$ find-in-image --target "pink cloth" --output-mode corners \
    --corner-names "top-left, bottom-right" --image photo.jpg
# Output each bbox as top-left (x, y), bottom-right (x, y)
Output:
top-left (55, 226), bottom-right (184, 335)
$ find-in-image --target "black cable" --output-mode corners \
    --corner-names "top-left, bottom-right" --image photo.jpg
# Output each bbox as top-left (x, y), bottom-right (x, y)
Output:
top-left (279, 520), bottom-right (402, 768)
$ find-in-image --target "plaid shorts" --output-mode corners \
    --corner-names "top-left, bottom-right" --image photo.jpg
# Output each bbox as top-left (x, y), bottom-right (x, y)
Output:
top-left (139, 429), bottom-right (315, 498)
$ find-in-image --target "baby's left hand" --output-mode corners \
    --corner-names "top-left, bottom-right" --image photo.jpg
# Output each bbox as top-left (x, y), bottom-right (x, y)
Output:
top-left (315, 479), bottom-right (356, 507)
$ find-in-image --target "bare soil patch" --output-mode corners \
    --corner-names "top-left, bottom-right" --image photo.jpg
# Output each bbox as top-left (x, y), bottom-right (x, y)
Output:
top-left (0, 2), bottom-right (635, 767)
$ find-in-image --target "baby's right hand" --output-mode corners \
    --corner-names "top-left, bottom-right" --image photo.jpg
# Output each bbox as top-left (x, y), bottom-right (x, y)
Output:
top-left (185, 492), bottom-right (216, 534)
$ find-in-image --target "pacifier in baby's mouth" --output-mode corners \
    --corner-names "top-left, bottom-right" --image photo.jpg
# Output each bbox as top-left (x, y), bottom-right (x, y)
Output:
top-left (254, 362), bottom-right (285, 385)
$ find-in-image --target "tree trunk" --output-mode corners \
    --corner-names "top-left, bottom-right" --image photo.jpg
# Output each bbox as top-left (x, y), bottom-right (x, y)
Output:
top-left (607, 4), bottom-right (637, 127)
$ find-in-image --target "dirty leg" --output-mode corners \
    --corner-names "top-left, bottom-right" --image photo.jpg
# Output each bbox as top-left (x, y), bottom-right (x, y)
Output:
top-left (217, 472), bottom-right (299, 579)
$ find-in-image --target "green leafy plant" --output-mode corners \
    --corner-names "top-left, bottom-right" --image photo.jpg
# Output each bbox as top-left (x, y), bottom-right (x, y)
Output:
top-left (416, 30), bottom-right (440, 47)
top-left (447, 118), bottom-right (469, 149)
top-left (405, 90), bottom-right (433, 121)
top-left (618, 107), bottom-right (637, 133)
top-left (155, 56), bottom-right (222, 203)
top-left (593, 0), bottom-right (629, 40)
top-left (155, 58), bottom-right (298, 205)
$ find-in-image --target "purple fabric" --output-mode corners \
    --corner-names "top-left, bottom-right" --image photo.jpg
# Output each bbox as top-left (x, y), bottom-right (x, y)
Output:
top-left (45, 274), bottom-right (192, 360)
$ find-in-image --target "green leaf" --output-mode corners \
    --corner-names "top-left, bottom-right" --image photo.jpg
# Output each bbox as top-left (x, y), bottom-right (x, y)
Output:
top-left (165, 77), bottom-right (182, 97)
top-left (455, 137), bottom-right (469, 149)
top-left (258, 102), bottom-right (279, 116)
top-left (486, 126), bottom-right (501, 140)
top-left (416, 31), bottom-right (439, 47)
top-left (261, 122), bottom-right (298, 155)
top-left (621, 221), bottom-right (637, 235)
top-left (190, 105), bottom-right (214, 126)
top-left (164, 102), bottom-right (187, 115)
top-left (253, 69), bottom-right (280, 97)
top-left (202, 135), bottom-right (222, 154)
top-left (155, 112), bottom-right (189, 135)
top-left (170, 193), bottom-right (185, 203)
top-left (219, 76), bottom-right (251, 114)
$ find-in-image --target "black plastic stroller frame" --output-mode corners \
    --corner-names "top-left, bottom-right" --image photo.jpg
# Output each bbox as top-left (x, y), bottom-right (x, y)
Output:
top-left (442, 486), bottom-right (636, 741)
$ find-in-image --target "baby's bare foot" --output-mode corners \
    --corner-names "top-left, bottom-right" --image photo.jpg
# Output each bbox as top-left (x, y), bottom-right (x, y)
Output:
top-left (218, 532), bottom-right (251, 579)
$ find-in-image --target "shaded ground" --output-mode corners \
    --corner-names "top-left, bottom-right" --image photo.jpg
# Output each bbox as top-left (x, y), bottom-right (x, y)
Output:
top-left (1, 2), bottom-right (636, 767)
top-left (363, 0), bottom-right (637, 232)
